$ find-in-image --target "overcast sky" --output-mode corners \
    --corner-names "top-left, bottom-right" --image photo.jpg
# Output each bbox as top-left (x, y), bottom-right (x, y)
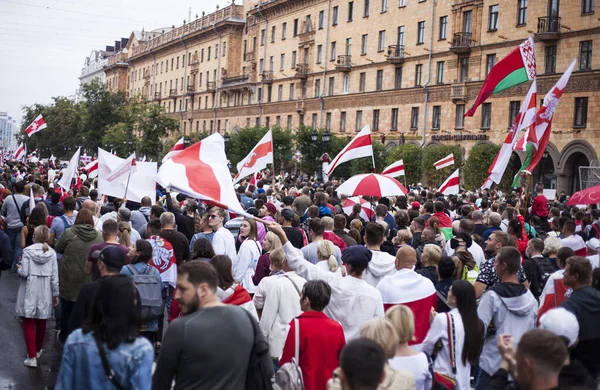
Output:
top-left (0, 0), bottom-right (226, 125)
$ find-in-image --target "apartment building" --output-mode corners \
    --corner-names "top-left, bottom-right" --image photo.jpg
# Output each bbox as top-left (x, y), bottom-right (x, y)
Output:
top-left (111, 0), bottom-right (599, 193)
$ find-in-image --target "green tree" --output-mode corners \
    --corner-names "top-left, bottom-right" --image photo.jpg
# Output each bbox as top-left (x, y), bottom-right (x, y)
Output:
top-left (136, 103), bottom-right (180, 162)
top-left (463, 143), bottom-right (499, 190)
top-left (422, 145), bottom-right (463, 188)
top-left (385, 144), bottom-right (423, 186)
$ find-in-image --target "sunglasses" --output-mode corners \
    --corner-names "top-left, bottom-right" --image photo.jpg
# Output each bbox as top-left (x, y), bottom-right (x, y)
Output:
top-left (208, 215), bottom-right (219, 219)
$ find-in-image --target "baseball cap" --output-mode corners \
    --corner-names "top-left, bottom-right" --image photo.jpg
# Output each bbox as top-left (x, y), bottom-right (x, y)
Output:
top-left (586, 238), bottom-right (600, 252)
top-left (99, 246), bottom-right (126, 270)
top-left (341, 245), bottom-right (373, 265)
top-left (411, 201), bottom-right (421, 209)
top-left (265, 202), bottom-right (277, 215)
top-left (539, 308), bottom-right (579, 347)
top-left (281, 208), bottom-right (295, 221)
top-left (118, 208), bottom-right (132, 222)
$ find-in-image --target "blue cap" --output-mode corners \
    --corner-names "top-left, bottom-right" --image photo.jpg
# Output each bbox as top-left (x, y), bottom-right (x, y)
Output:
top-left (341, 245), bottom-right (373, 265)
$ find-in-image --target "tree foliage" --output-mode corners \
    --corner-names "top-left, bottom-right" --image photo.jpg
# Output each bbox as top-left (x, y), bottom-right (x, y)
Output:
top-left (422, 145), bottom-right (463, 188)
top-left (385, 144), bottom-right (423, 186)
top-left (463, 143), bottom-right (499, 191)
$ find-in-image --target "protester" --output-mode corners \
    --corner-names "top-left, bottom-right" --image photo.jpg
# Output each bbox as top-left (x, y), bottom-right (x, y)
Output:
top-left (333, 214), bottom-right (357, 247)
top-left (416, 244), bottom-right (442, 285)
top-left (208, 207), bottom-right (236, 261)
top-left (159, 212), bottom-right (189, 265)
top-left (450, 232), bottom-right (479, 283)
top-left (301, 218), bottom-right (342, 264)
top-left (234, 218), bottom-right (262, 293)
top-left (281, 208), bottom-right (305, 249)
top-left (538, 246), bottom-right (574, 320)
top-left (1, 181), bottom-right (29, 267)
top-left (190, 237), bottom-right (215, 261)
top-left (315, 239), bottom-right (343, 275)
top-left (165, 194), bottom-right (197, 241)
top-left (210, 255), bottom-right (258, 319)
top-left (482, 212), bottom-right (503, 241)
top-left (444, 219), bottom-right (485, 266)
top-left (561, 220), bottom-right (587, 256)
top-left (20, 205), bottom-right (48, 249)
top-left (252, 231), bottom-right (282, 285)
top-left (363, 222), bottom-right (397, 287)
top-left (117, 221), bottom-right (132, 248)
top-left (84, 219), bottom-right (129, 281)
top-left (55, 275), bottom-right (154, 390)
top-left (330, 339), bottom-right (387, 390)
top-left (322, 216), bottom-right (348, 252)
top-left (16, 225), bottom-right (58, 368)
top-left (280, 280), bottom-right (346, 390)
top-left (130, 196), bottom-right (152, 233)
top-left (116, 208), bottom-right (142, 243)
top-left (139, 205), bottom-right (164, 239)
top-left (472, 211), bottom-right (489, 237)
top-left (435, 256), bottom-right (456, 313)
top-left (49, 195), bottom-right (77, 247)
top-left (188, 213), bottom-right (215, 253)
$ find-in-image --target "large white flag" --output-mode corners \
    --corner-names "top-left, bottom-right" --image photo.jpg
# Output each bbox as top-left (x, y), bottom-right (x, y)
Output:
top-left (58, 147), bottom-right (81, 191)
top-left (233, 130), bottom-right (273, 184)
top-left (325, 125), bottom-right (373, 176)
top-left (105, 152), bottom-right (137, 184)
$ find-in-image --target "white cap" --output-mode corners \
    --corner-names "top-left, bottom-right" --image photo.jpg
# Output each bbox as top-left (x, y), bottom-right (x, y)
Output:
top-left (586, 238), bottom-right (600, 252)
top-left (539, 307), bottom-right (579, 347)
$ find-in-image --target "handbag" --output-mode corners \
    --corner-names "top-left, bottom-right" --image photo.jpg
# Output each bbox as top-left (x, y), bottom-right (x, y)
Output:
top-left (94, 333), bottom-right (127, 390)
top-left (273, 318), bottom-right (304, 390)
top-left (429, 313), bottom-right (457, 390)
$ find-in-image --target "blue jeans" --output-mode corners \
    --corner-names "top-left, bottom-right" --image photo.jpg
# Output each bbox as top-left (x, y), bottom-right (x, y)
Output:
top-left (7, 227), bottom-right (22, 267)
top-left (475, 369), bottom-right (491, 390)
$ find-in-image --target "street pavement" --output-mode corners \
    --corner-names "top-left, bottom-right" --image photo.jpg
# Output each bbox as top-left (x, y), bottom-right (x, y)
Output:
top-left (0, 270), bottom-right (61, 389)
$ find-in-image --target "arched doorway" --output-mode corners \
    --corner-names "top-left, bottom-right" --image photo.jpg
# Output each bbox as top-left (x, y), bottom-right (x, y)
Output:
top-left (565, 152), bottom-right (590, 193)
top-left (531, 151), bottom-right (557, 189)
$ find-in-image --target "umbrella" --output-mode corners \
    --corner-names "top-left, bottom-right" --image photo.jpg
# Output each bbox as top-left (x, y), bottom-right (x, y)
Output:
top-left (566, 184), bottom-right (600, 206)
top-left (342, 197), bottom-right (375, 221)
top-left (336, 173), bottom-right (408, 198)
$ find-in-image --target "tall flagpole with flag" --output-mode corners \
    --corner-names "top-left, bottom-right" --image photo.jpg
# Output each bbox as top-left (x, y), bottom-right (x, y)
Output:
top-left (325, 125), bottom-right (373, 176)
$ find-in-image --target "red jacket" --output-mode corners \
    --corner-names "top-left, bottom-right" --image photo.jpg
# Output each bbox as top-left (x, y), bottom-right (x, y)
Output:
top-left (515, 215), bottom-right (529, 257)
top-left (432, 211), bottom-right (453, 228)
top-left (531, 194), bottom-right (549, 218)
top-left (324, 232), bottom-right (347, 252)
top-left (280, 312), bottom-right (346, 390)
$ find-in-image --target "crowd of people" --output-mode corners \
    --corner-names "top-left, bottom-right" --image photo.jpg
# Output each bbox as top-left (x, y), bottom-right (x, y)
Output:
top-left (2, 160), bottom-right (600, 390)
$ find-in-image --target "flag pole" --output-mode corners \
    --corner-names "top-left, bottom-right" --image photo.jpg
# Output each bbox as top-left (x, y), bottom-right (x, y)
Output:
top-left (371, 152), bottom-right (376, 173)
top-left (124, 170), bottom-right (132, 199)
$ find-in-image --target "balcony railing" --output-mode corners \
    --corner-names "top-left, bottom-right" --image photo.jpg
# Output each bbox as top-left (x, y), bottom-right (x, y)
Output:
top-left (295, 63), bottom-right (309, 79)
top-left (450, 32), bottom-right (472, 54)
top-left (298, 21), bottom-right (315, 44)
top-left (187, 85), bottom-right (195, 94)
top-left (169, 89), bottom-right (177, 97)
top-left (261, 70), bottom-right (274, 83)
top-left (154, 92), bottom-right (161, 100)
top-left (336, 55), bottom-right (352, 72)
top-left (450, 83), bottom-right (467, 103)
top-left (190, 61), bottom-right (199, 73)
top-left (536, 17), bottom-right (561, 41)
top-left (245, 50), bottom-right (256, 63)
top-left (206, 81), bottom-right (216, 92)
top-left (143, 71), bottom-right (151, 79)
top-left (387, 45), bottom-right (405, 64)
top-left (295, 99), bottom-right (305, 114)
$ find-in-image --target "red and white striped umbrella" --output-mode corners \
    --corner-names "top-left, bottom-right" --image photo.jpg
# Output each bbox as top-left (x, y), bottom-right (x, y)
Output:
top-left (336, 173), bottom-right (408, 197)
top-left (342, 197), bottom-right (375, 221)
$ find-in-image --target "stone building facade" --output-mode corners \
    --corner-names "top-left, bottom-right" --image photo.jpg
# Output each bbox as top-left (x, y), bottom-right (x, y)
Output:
top-left (115, 0), bottom-right (599, 193)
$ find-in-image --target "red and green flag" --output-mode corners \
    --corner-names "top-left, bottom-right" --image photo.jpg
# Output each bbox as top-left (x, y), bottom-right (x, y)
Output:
top-left (465, 37), bottom-right (536, 117)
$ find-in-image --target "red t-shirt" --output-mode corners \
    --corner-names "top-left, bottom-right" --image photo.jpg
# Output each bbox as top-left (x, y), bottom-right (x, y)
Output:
top-left (531, 194), bottom-right (549, 218)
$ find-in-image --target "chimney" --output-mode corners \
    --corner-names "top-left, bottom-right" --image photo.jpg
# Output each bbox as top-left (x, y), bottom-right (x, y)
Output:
top-left (115, 41), bottom-right (121, 51)
top-left (105, 45), bottom-right (115, 52)
top-left (121, 38), bottom-right (129, 47)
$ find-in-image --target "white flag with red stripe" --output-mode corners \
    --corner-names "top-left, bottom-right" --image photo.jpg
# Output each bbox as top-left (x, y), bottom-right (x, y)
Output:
top-left (381, 159), bottom-right (405, 177)
top-left (233, 130), bottom-right (273, 184)
top-left (105, 153), bottom-right (137, 184)
top-left (84, 159), bottom-right (99, 179)
top-left (157, 133), bottom-right (247, 216)
top-left (481, 176), bottom-right (494, 191)
top-left (25, 114), bottom-right (47, 137)
top-left (439, 168), bottom-right (460, 195)
top-left (162, 137), bottom-right (185, 163)
top-left (325, 125), bottom-right (373, 176)
top-left (434, 153), bottom-right (454, 170)
top-left (13, 143), bottom-right (25, 161)
top-left (57, 147), bottom-right (81, 191)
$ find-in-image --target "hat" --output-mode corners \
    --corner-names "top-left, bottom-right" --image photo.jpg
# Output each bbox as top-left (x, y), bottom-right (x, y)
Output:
top-left (539, 308), bottom-right (579, 347)
top-left (586, 238), bottom-right (600, 252)
top-left (118, 208), bottom-right (132, 222)
top-left (341, 245), bottom-right (373, 265)
top-left (281, 208), bottom-right (295, 221)
top-left (246, 207), bottom-right (259, 217)
top-left (99, 246), bottom-right (126, 270)
top-left (265, 202), bottom-right (277, 215)
top-left (411, 201), bottom-right (421, 209)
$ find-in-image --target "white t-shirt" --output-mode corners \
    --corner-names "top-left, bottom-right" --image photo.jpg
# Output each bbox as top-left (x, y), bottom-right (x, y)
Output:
top-left (444, 239), bottom-right (485, 267)
top-left (212, 227), bottom-right (237, 262)
top-left (388, 353), bottom-right (432, 390)
top-left (315, 260), bottom-right (343, 275)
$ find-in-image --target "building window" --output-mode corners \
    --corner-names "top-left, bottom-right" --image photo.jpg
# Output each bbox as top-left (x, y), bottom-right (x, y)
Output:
top-left (378, 30), bottom-right (386, 51)
top-left (330, 41), bottom-right (337, 60)
top-left (359, 72), bottom-right (366, 92)
top-left (399, 0), bottom-right (406, 6)
top-left (287, 115), bottom-right (293, 129)
top-left (364, 0), bottom-right (370, 17)
top-left (417, 21), bottom-right (425, 44)
top-left (460, 57), bottom-right (469, 81)
top-left (341, 111), bottom-right (347, 131)
top-left (381, 0), bottom-right (388, 12)
top-left (271, 26), bottom-right (276, 43)
top-left (282, 22), bottom-right (287, 40)
top-left (317, 45), bottom-right (323, 63)
top-left (373, 109), bottom-right (380, 130)
top-left (215, 44), bottom-right (219, 58)
top-left (326, 113), bottom-right (332, 130)
top-left (508, 101), bottom-right (520, 127)
top-left (356, 110), bottom-right (363, 130)
top-left (415, 64), bottom-right (423, 86)
top-left (207, 47), bottom-right (211, 61)
top-left (450, 105), bottom-right (463, 130)
top-left (280, 53), bottom-right (285, 70)
top-left (376, 70), bottom-right (384, 91)
top-left (436, 61), bottom-right (444, 84)
top-left (488, 5), bottom-right (499, 31)
top-left (292, 51), bottom-right (297, 67)
top-left (397, 26), bottom-right (405, 46)
top-left (293, 19), bottom-right (299, 36)
top-left (329, 77), bottom-right (335, 95)
top-left (265, 117), bottom-right (270, 128)
top-left (260, 29), bottom-right (266, 46)
top-left (343, 74), bottom-right (350, 93)
top-left (579, 40), bottom-right (593, 71)
top-left (361, 34), bottom-right (368, 55)
top-left (486, 54), bottom-right (496, 76)
top-left (289, 83), bottom-right (295, 100)
top-left (319, 10), bottom-right (325, 29)
top-left (394, 67), bottom-right (402, 89)
top-left (545, 45), bottom-right (557, 74)
top-left (315, 79), bottom-right (321, 97)
top-left (574, 97), bottom-right (588, 127)
top-left (439, 16), bottom-right (447, 40)
top-left (278, 85), bottom-right (284, 101)
top-left (333, 6), bottom-right (339, 25)
top-left (311, 113), bottom-right (318, 129)
top-left (391, 108), bottom-right (399, 130)
top-left (582, 0), bottom-right (595, 14)
top-left (348, 1), bottom-right (354, 21)
top-left (432, 106), bottom-right (441, 129)
top-left (517, 0), bottom-right (527, 25)
top-left (481, 103), bottom-right (492, 129)
top-left (410, 107), bottom-right (419, 130)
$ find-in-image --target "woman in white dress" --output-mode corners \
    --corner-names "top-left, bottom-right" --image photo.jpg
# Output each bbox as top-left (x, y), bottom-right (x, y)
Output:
top-left (234, 218), bottom-right (262, 294)
top-left (315, 240), bottom-right (342, 275)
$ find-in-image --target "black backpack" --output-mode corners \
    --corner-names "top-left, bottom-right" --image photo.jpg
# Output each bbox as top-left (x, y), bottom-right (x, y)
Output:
top-left (534, 257), bottom-right (559, 296)
top-left (243, 310), bottom-right (274, 390)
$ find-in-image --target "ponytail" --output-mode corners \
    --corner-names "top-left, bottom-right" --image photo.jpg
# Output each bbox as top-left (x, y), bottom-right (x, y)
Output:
top-left (118, 222), bottom-right (132, 248)
top-left (33, 225), bottom-right (51, 252)
top-left (42, 242), bottom-right (49, 252)
top-left (328, 255), bottom-right (338, 272)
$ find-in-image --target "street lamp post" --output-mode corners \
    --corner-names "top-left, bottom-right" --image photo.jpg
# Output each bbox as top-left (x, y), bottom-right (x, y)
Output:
top-left (311, 129), bottom-right (331, 180)
top-left (223, 132), bottom-right (230, 153)
top-left (183, 136), bottom-right (191, 149)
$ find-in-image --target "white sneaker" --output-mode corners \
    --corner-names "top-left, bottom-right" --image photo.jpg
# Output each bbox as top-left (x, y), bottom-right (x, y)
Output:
top-left (36, 349), bottom-right (43, 359)
top-left (23, 357), bottom-right (37, 368)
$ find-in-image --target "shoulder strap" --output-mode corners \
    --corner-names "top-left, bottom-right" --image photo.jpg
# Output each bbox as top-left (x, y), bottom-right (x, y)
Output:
top-left (435, 290), bottom-right (449, 307)
top-left (126, 264), bottom-right (138, 275)
top-left (446, 313), bottom-right (457, 375)
top-left (93, 333), bottom-right (126, 390)
top-left (11, 195), bottom-right (19, 212)
top-left (283, 274), bottom-right (301, 296)
top-left (294, 318), bottom-right (300, 363)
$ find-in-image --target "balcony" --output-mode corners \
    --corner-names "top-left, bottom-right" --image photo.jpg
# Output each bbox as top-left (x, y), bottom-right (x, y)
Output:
top-left (451, 82), bottom-right (467, 103)
top-left (154, 92), bottom-right (161, 100)
top-left (143, 71), bottom-right (151, 80)
top-left (221, 74), bottom-right (252, 91)
top-left (169, 89), bottom-right (177, 98)
top-left (190, 61), bottom-right (199, 73)
top-left (295, 99), bottom-right (305, 114)
top-left (536, 17), bottom-right (561, 41)
top-left (295, 63), bottom-right (309, 79)
top-left (387, 45), bottom-right (405, 64)
top-left (298, 22), bottom-right (315, 45)
top-left (206, 81), bottom-right (216, 92)
top-left (245, 50), bottom-right (256, 63)
top-left (261, 70), bottom-right (274, 83)
top-left (335, 55), bottom-right (352, 72)
top-left (450, 32), bottom-right (472, 54)
top-left (187, 85), bottom-right (195, 95)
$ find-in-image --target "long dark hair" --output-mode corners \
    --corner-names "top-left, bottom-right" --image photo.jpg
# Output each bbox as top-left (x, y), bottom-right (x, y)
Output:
top-left (451, 280), bottom-right (483, 365)
top-left (83, 275), bottom-right (142, 349)
top-left (209, 255), bottom-right (235, 290)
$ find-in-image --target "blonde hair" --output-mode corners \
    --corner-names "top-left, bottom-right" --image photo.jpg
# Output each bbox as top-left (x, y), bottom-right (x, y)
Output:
top-left (359, 318), bottom-right (399, 359)
top-left (265, 231), bottom-right (282, 252)
top-left (395, 229), bottom-right (413, 245)
top-left (34, 225), bottom-right (50, 252)
top-left (269, 247), bottom-right (285, 270)
top-left (385, 305), bottom-right (415, 344)
top-left (422, 244), bottom-right (442, 266)
top-left (317, 239), bottom-right (338, 272)
top-left (321, 216), bottom-right (334, 230)
top-left (350, 218), bottom-right (363, 231)
top-left (543, 237), bottom-right (562, 256)
top-left (118, 222), bottom-right (132, 248)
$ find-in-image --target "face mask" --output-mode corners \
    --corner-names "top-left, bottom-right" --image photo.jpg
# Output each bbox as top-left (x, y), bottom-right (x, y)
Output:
top-left (450, 238), bottom-right (460, 250)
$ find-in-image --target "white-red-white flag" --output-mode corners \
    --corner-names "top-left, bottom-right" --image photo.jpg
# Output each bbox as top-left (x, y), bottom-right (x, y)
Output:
top-left (25, 114), bottom-right (47, 137)
top-left (157, 133), bottom-right (247, 216)
top-left (381, 159), bottom-right (405, 177)
top-left (434, 153), bottom-right (454, 170)
top-left (141, 155), bottom-right (147, 162)
top-left (233, 130), bottom-right (273, 184)
top-left (162, 137), bottom-right (185, 163)
top-left (481, 176), bottom-right (493, 191)
top-left (438, 169), bottom-right (460, 195)
top-left (325, 125), bottom-right (373, 176)
top-left (58, 147), bottom-right (81, 191)
top-left (105, 153), bottom-right (137, 184)
top-left (13, 143), bottom-right (25, 161)
top-left (84, 159), bottom-right (99, 179)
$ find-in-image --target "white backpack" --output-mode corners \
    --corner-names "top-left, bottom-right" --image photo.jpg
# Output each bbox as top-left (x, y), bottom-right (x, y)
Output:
top-left (272, 318), bottom-right (304, 390)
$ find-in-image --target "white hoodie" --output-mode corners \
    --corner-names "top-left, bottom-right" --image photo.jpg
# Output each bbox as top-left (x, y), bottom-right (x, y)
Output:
top-left (363, 250), bottom-right (396, 287)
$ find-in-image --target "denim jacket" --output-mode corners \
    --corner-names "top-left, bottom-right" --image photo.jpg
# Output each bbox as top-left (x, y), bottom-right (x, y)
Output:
top-left (55, 329), bottom-right (154, 390)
